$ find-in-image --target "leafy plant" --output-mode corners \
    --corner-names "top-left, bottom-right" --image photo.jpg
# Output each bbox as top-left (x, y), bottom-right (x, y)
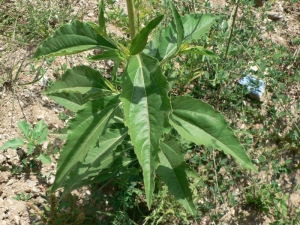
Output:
top-left (0, 0), bottom-right (79, 43)
top-left (28, 193), bottom-right (85, 225)
top-left (14, 192), bottom-right (31, 201)
top-left (0, 120), bottom-right (51, 167)
top-left (245, 180), bottom-right (289, 222)
top-left (32, 0), bottom-right (256, 215)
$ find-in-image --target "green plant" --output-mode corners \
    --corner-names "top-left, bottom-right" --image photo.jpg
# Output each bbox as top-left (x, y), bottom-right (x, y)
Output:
top-left (32, 0), bottom-right (256, 215)
top-left (0, 0), bottom-right (80, 43)
top-left (27, 193), bottom-right (85, 225)
top-left (14, 192), bottom-right (31, 201)
top-left (245, 180), bottom-right (289, 221)
top-left (0, 120), bottom-right (51, 171)
top-left (58, 112), bottom-right (70, 122)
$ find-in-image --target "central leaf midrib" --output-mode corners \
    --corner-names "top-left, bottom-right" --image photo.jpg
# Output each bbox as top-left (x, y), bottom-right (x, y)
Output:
top-left (136, 54), bottom-right (152, 167)
top-left (78, 103), bottom-right (120, 152)
top-left (173, 108), bottom-right (222, 124)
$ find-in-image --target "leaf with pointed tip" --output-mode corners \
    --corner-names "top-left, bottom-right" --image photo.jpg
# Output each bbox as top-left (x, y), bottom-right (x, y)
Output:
top-left (44, 65), bottom-right (115, 95)
top-left (27, 143), bottom-right (34, 155)
top-left (17, 120), bottom-right (31, 137)
top-left (98, 0), bottom-right (106, 35)
top-left (63, 128), bottom-right (128, 193)
top-left (157, 139), bottom-right (197, 215)
top-left (51, 95), bottom-right (121, 192)
top-left (169, 96), bottom-right (257, 172)
top-left (0, 138), bottom-right (24, 151)
top-left (183, 14), bottom-right (215, 42)
top-left (33, 120), bottom-right (48, 144)
top-left (169, 0), bottom-right (184, 50)
top-left (144, 21), bottom-right (177, 62)
top-left (36, 128), bottom-right (48, 145)
top-left (144, 14), bottom-right (215, 62)
top-left (130, 15), bottom-right (164, 55)
top-left (180, 46), bottom-right (218, 57)
top-left (120, 53), bottom-right (171, 208)
top-left (33, 20), bottom-right (116, 59)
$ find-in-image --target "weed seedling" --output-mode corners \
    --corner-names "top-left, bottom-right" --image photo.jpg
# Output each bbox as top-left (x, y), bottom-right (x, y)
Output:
top-left (14, 192), bottom-right (31, 201)
top-left (0, 120), bottom-right (51, 173)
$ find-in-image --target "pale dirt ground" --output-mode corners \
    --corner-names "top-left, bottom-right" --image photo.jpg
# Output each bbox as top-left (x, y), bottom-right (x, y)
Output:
top-left (0, 0), bottom-right (299, 224)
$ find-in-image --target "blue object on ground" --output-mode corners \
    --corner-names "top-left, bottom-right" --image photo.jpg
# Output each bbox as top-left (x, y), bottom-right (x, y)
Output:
top-left (239, 75), bottom-right (266, 100)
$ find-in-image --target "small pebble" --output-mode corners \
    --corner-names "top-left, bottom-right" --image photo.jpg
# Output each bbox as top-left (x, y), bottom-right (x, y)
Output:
top-left (41, 96), bottom-right (49, 102)
top-left (37, 114), bottom-right (45, 120)
top-left (23, 89), bottom-right (32, 97)
top-left (19, 101), bottom-right (24, 108)
top-left (17, 149), bottom-right (25, 158)
top-left (106, 60), bottom-right (114, 67)
top-left (267, 11), bottom-right (283, 20)
top-left (46, 175), bottom-right (55, 185)
top-left (32, 187), bottom-right (40, 193)
top-left (14, 215), bottom-right (20, 225)
top-left (42, 141), bottom-right (49, 150)
top-left (6, 179), bottom-right (14, 186)
top-left (27, 180), bottom-right (36, 188)
top-left (39, 76), bottom-right (49, 87)
top-left (0, 154), bottom-right (5, 164)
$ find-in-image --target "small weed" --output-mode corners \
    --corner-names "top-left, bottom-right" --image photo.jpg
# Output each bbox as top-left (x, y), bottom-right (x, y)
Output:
top-left (28, 193), bottom-right (85, 225)
top-left (0, 0), bottom-right (82, 44)
top-left (0, 120), bottom-right (51, 173)
top-left (58, 112), bottom-right (70, 122)
top-left (14, 192), bottom-right (31, 201)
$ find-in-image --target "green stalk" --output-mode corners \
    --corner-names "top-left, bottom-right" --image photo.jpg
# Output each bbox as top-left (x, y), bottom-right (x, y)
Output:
top-left (224, 0), bottom-right (239, 59)
top-left (126, 0), bottom-right (136, 40)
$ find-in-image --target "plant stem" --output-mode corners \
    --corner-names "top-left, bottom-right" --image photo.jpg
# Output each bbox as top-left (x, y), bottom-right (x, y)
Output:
top-left (126, 0), bottom-right (136, 40)
top-left (224, 0), bottom-right (239, 59)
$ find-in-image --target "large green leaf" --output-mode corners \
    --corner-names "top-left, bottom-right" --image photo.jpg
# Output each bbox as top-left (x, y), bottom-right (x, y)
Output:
top-left (157, 139), bottom-right (197, 215)
top-left (120, 53), bottom-right (171, 208)
top-left (169, 0), bottom-right (184, 50)
top-left (33, 20), bottom-right (117, 59)
top-left (51, 95), bottom-right (121, 192)
top-left (144, 21), bottom-right (177, 62)
top-left (63, 128), bottom-right (128, 193)
top-left (169, 96), bottom-right (257, 172)
top-left (98, 0), bottom-right (106, 35)
top-left (44, 65), bottom-right (115, 95)
top-left (182, 14), bottom-right (215, 42)
top-left (130, 15), bottom-right (164, 55)
top-left (144, 14), bottom-right (215, 62)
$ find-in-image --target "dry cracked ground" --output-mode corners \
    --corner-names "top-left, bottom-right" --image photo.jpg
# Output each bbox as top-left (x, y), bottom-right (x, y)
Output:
top-left (0, 0), bottom-right (300, 224)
